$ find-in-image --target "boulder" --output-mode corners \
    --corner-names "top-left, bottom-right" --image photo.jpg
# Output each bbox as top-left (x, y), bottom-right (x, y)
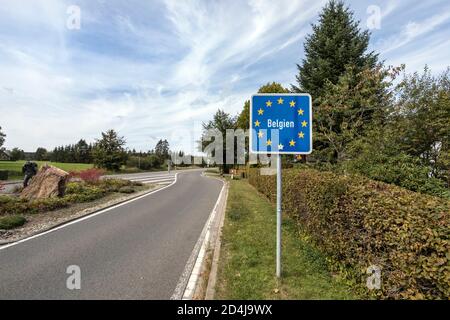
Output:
top-left (21, 165), bottom-right (69, 200)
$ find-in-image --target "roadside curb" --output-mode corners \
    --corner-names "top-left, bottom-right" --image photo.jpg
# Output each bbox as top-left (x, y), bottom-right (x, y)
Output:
top-left (204, 178), bottom-right (228, 300)
top-left (0, 177), bottom-right (177, 247)
top-left (171, 174), bottom-right (228, 300)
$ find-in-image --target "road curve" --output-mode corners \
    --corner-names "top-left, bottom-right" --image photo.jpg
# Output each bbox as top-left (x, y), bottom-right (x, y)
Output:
top-left (0, 170), bottom-right (223, 299)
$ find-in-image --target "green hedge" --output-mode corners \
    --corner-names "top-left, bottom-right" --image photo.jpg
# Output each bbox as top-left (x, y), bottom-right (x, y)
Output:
top-left (248, 168), bottom-right (450, 299)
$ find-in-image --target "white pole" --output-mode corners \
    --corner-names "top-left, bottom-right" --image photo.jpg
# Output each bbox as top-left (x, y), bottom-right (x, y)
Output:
top-left (276, 154), bottom-right (282, 278)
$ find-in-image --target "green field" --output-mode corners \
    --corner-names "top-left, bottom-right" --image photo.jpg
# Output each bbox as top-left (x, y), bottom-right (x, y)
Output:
top-left (0, 161), bottom-right (93, 180)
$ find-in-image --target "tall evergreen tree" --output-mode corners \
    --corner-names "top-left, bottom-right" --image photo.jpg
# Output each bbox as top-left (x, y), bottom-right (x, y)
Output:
top-left (154, 139), bottom-right (170, 161)
top-left (200, 109), bottom-right (236, 174)
top-left (92, 130), bottom-right (127, 171)
top-left (293, 0), bottom-right (377, 98)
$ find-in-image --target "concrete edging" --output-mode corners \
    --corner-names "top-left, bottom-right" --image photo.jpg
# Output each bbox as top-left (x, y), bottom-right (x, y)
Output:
top-left (204, 179), bottom-right (229, 300)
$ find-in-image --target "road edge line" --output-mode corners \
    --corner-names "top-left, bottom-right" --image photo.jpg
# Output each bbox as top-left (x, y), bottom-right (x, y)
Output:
top-left (0, 173), bottom-right (179, 250)
top-left (170, 174), bottom-right (226, 300)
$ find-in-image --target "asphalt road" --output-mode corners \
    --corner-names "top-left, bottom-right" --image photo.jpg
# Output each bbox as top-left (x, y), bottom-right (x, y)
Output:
top-left (0, 170), bottom-right (223, 299)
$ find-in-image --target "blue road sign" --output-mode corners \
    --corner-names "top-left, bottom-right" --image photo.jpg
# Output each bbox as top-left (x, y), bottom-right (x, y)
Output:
top-left (250, 94), bottom-right (312, 154)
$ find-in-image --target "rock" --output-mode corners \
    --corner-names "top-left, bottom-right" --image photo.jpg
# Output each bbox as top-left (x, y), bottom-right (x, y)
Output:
top-left (21, 165), bottom-right (69, 200)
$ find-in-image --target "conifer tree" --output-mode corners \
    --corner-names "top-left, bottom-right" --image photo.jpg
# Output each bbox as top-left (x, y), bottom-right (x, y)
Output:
top-left (293, 0), bottom-right (377, 98)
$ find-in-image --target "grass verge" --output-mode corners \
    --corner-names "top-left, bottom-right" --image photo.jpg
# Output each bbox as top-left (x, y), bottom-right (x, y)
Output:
top-left (215, 179), bottom-right (356, 300)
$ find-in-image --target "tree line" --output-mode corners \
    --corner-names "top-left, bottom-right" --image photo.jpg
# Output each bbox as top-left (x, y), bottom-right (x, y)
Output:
top-left (0, 126), bottom-right (182, 172)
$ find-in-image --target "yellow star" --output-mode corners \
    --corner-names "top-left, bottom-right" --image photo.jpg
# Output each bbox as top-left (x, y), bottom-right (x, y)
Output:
top-left (289, 100), bottom-right (296, 107)
top-left (258, 108), bottom-right (264, 115)
top-left (258, 130), bottom-right (264, 138)
top-left (296, 155), bottom-right (302, 160)
top-left (298, 109), bottom-right (304, 116)
top-left (277, 97), bottom-right (284, 105)
top-left (289, 139), bottom-right (296, 147)
top-left (278, 144), bottom-right (284, 150)
top-left (301, 120), bottom-right (308, 127)
top-left (266, 100), bottom-right (272, 107)
top-left (298, 131), bottom-right (305, 139)
top-left (266, 139), bottom-right (272, 146)
top-left (254, 120), bottom-right (260, 127)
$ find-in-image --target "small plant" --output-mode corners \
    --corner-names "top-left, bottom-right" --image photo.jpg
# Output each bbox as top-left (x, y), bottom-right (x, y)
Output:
top-left (0, 215), bottom-right (26, 230)
top-left (70, 168), bottom-right (105, 183)
top-left (118, 186), bottom-right (135, 194)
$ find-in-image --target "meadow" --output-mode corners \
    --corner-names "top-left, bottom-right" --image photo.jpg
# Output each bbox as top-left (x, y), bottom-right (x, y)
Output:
top-left (0, 161), bottom-right (93, 180)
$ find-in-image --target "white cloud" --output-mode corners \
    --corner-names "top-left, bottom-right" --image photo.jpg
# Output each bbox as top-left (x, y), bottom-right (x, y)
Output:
top-left (0, 0), bottom-right (449, 154)
top-left (378, 10), bottom-right (450, 54)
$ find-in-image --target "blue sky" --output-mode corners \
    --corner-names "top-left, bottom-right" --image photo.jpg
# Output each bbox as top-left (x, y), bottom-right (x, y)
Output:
top-left (0, 0), bottom-right (449, 153)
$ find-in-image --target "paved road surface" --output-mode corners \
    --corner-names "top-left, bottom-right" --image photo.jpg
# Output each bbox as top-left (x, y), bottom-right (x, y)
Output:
top-left (0, 170), bottom-right (223, 299)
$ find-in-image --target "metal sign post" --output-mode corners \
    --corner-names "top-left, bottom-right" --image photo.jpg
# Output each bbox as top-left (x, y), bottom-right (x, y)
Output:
top-left (276, 154), bottom-right (282, 278)
top-left (249, 93), bottom-right (312, 278)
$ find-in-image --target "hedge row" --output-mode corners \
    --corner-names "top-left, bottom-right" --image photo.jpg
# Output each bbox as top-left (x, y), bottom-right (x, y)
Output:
top-left (248, 168), bottom-right (450, 299)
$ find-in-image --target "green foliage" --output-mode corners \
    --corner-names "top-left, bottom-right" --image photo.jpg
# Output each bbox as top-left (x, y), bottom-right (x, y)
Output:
top-left (314, 65), bottom-right (401, 162)
top-left (118, 186), bottom-right (135, 194)
top-left (126, 154), bottom-right (163, 170)
top-left (10, 148), bottom-right (25, 161)
top-left (392, 67), bottom-right (450, 185)
top-left (34, 147), bottom-right (49, 161)
top-left (249, 168), bottom-right (450, 299)
top-left (293, 0), bottom-right (377, 98)
top-left (0, 179), bottom-right (142, 216)
top-left (154, 139), bottom-right (170, 161)
top-left (236, 100), bottom-right (250, 130)
top-left (0, 215), bottom-right (26, 230)
top-left (200, 109), bottom-right (237, 174)
top-left (51, 139), bottom-right (93, 164)
top-left (342, 131), bottom-right (449, 198)
top-left (92, 129), bottom-right (127, 171)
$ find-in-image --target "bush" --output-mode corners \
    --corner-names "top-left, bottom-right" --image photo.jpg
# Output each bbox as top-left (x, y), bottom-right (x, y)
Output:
top-left (341, 151), bottom-right (449, 198)
top-left (118, 186), bottom-right (135, 194)
top-left (126, 155), bottom-right (163, 170)
top-left (69, 168), bottom-right (105, 183)
top-left (249, 168), bottom-right (450, 299)
top-left (96, 179), bottom-right (132, 192)
top-left (0, 215), bottom-right (26, 229)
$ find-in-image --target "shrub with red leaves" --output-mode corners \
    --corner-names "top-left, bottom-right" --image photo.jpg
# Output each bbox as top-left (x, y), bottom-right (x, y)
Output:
top-left (71, 168), bottom-right (105, 183)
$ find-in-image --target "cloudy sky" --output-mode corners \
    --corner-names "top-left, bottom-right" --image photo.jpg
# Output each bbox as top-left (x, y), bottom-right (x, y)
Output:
top-left (1, 0), bottom-right (449, 153)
